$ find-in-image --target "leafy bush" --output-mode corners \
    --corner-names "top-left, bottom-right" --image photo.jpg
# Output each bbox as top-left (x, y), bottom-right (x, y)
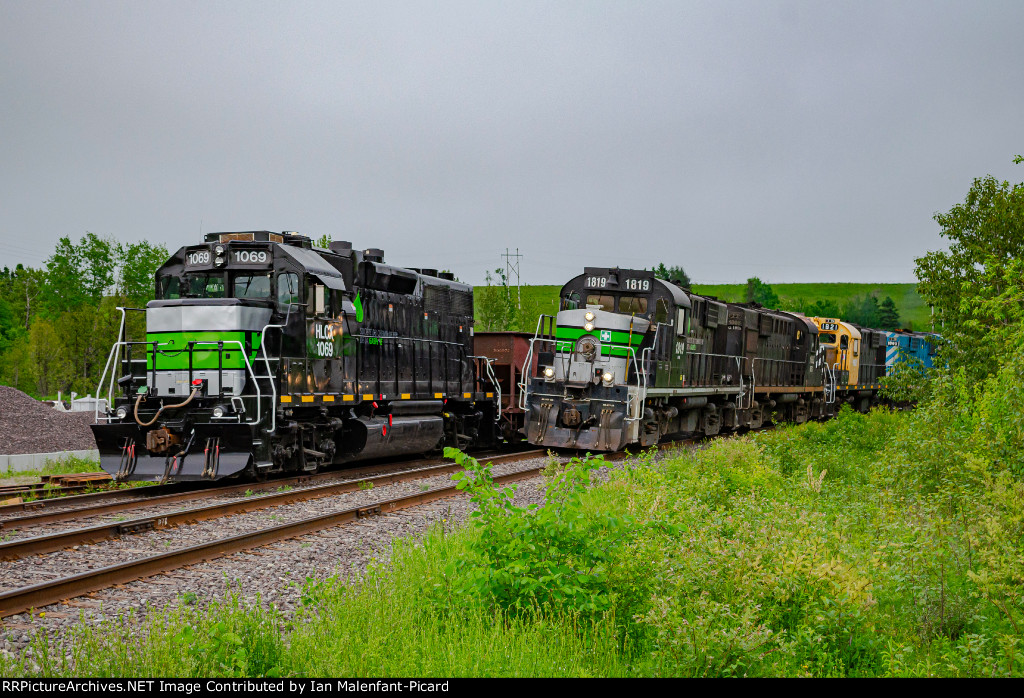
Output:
top-left (443, 447), bottom-right (638, 618)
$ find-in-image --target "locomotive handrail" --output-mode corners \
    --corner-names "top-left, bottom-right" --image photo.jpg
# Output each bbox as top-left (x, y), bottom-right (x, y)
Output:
top-left (749, 356), bottom-right (810, 409)
top-left (469, 355), bottom-right (502, 422)
top-left (97, 339), bottom-right (272, 427)
top-left (518, 314), bottom-right (557, 411)
top-left (624, 345), bottom-right (648, 425)
top-left (818, 359), bottom-right (837, 404)
top-left (95, 307), bottom-right (147, 423)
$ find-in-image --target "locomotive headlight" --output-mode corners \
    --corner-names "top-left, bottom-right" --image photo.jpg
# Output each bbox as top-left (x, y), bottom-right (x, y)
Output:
top-left (543, 366), bottom-right (555, 379)
top-left (115, 406), bottom-right (128, 420)
top-left (584, 311), bottom-right (595, 322)
top-left (214, 244), bottom-right (225, 255)
top-left (212, 405), bottom-right (227, 418)
top-left (602, 371), bottom-right (615, 384)
top-left (584, 322), bottom-right (595, 332)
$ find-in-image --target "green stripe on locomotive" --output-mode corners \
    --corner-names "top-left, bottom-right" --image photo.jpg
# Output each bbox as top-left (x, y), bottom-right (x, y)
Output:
top-left (554, 326), bottom-right (645, 345)
top-left (554, 325), bottom-right (645, 357)
top-left (554, 340), bottom-right (637, 358)
top-left (144, 331), bottom-right (262, 370)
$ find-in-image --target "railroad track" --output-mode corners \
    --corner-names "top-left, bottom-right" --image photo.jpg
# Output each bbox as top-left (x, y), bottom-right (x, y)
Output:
top-left (0, 448), bottom-right (526, 529)
top-left (0, 449), bottom-right (548, 618)
top-left (0, 439), bottom-right (707, 620)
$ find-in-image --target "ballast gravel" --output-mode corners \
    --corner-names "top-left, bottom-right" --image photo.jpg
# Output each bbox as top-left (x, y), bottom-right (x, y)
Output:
top-left (0, 387), bottom-right (97, 456)
top-left (0, 451), bottom-right (614, 662)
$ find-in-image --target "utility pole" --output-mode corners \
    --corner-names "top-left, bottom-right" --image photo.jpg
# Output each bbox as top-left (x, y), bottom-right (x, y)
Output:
top-left (501, 247), bottom-right (523, 308)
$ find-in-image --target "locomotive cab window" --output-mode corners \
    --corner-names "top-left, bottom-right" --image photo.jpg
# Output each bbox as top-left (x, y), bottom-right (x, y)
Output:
top-left (160, 276), bottom-right (181, 299)
top-left (676, 308), bottom-right (687, 335)
top-left (586, 295), bottom-right (615, 312)
top-left (233, 273), bottom-right (272, 299)
top-left (277, 273), bottom-right (300, 306)
top-left (820, 333), bottom-right (836, 344)
top-left (618, 295), bottom-right (648, 315)
top-left (183, 273), bottom-right (226, 298)
top-left (561, 292), bottom-right (581, 311)
top-left (654, 298), bottom-right (669, 324)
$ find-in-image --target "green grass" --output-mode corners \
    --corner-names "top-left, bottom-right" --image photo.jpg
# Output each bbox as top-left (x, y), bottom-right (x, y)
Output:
top-left (1, 455), bottom-right (102, 486)
top-left (476, 283), bottom-right (931, 331)
top-left (690, 282), bottom-right (930, 330)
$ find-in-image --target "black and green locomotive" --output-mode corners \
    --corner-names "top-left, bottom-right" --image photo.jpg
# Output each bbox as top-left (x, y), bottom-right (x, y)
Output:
top-left (521, 267), bottom-right (842, 451)
top-left (92, 231), bottom-right (500, 481)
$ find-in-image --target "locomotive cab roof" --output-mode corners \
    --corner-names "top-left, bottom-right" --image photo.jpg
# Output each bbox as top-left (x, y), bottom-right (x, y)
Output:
top-left (562, 267), bottom-right (691, 311)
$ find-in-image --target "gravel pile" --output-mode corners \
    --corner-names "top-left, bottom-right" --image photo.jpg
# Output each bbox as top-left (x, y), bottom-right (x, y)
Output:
top-left (0, 387), bottom-right (98, 455)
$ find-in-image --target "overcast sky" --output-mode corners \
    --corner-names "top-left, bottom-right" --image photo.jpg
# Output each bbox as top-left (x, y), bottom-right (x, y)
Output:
top-left (1, 1), bottom-right (1021, 285)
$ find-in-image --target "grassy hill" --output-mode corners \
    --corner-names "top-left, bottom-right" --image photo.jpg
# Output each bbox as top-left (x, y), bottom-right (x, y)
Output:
top-left (475, 282), bottom-right (931, 332)
top-left (691, 283), bottom-right (930, 330)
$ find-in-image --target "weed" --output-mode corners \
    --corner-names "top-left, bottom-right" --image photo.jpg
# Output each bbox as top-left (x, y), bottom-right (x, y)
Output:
top-left (358, 481), bottom-right (373, 491)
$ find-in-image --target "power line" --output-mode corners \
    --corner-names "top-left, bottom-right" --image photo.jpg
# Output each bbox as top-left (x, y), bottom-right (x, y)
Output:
top-left (501, 247), bottom-right (523, 308)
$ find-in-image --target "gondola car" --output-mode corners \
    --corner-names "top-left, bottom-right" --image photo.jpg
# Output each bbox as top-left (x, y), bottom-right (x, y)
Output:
top-left (92, 231), bottom-right (501, 481)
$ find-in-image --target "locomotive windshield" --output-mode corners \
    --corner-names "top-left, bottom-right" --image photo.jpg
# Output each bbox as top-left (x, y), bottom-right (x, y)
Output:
top-left (232, 273), bottom-right (272, 299)
top-left (585, 294), bottom-right (615, 311)
top-left (159, 273), bottom-right (226, 299)
top-left (618, 295), bottom-right (648, 314)
top-left (159, 272), bottom-right (274, 300)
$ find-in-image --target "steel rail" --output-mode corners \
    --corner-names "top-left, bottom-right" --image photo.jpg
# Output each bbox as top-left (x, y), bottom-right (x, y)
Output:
top-left (0, 450), bottom-right (545, 560)
top-left (0, 460), bottom-right (548, 618)
top-left (0, 481), bottom-right (211, 517)
top-left (0, 448), bottom-right (531, 526)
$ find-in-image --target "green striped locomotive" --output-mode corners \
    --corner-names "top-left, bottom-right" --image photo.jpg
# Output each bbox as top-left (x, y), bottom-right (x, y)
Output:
top-left (92, 231), bottom-right (499, 481)
top-left (521, 267), bottom-right (842, 451)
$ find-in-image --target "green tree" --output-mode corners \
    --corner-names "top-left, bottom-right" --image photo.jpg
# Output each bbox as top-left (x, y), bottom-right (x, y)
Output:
top-left (476, 268), bottom-right (517, 331)
top-left (29, 317), bottom-right (61, 396)
top-left (801, 299), bottom-right (842, 318)
top-left (653, 263), bottom-right (690, 287)
top-left (0, 264), bottom-right (45, 330)
top-left (915, 163), bottom-right (1024, 378)
top-left (80, 232), bottom-right (117, 304)
top-left (840, 294), bottom-right (881, 327)
top-left (745, 277), bottom-right (779, 309)
top-left (0, 334), bottom-right (36, 395)
top-left (116, 240), bottom-right (169, 305)
top-left (43, 232), bottom-right (116, 314)
top-left (878, 297), bottom-right (901, 330)
top-left (0, 298), bottom-right (18, 354)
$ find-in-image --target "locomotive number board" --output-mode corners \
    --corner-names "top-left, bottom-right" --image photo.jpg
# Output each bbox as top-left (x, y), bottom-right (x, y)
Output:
top-left (622, 278), bottom-right (651, 291)
top-left (584, 275), bottom-right (651, 291)
top-left (229, 248), bottom-right (272, 267)
top-left (184, 247), bottom-right (272, 268)
top-left (820, 322), bottom-right (840, 331)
